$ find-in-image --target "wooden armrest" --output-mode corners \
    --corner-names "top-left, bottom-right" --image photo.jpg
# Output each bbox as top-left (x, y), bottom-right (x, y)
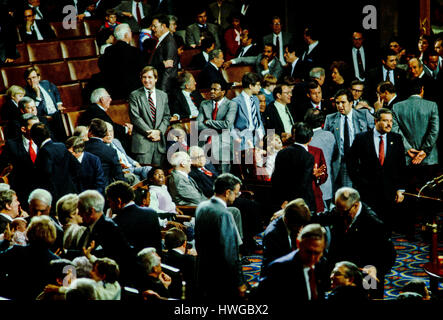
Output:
top-left (176, 205), bottom-right (197, 216)
top-left (176, 214), bottom-right (192, 222)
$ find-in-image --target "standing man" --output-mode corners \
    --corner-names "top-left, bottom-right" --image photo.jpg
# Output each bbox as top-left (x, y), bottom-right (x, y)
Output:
top-left (262, 16), bottom-right (293, 67)
top-left (282, 43), bottom-right (305, 83)
top-left (185, 8), bottom-right (221, 50)
top-left (169, 71), bottom-right (204, 120)
top-left (374, 81), bottom-right (399, 110)
top-left (197, 80), bottom-right (238, 173)
top-left (347, 31), bottom-right (371, 81)
top-left (113, 0), bottom-right (151, 33)
top-left (231, 72), bottom-right (265, 152)
top-left (195, 173), bottom-right (247, 302)
top-left (129, 66), bottom-right (171, 166)
top-left (149, 14), bottom-right (179, 93)
top-left (198, 49), bottom-right (228, 90)
top-left (324, 89), bottom-right (374, 192)
top-left (348, 108), bottom-right (406, 230)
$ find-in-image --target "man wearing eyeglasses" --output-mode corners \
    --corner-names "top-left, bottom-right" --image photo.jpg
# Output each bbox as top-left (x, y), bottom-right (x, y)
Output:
top-left (262, 16), bottom-right (294, 67)
top-left (20, 8), bottom-right (55, 42)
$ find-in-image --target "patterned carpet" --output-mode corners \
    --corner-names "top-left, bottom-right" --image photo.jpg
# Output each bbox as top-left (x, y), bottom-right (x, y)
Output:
top-left (242, 230), bottom-right (443, 300)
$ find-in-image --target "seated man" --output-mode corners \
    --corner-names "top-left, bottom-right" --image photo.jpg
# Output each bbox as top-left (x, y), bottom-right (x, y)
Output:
top-left (189, 36), bottom-right (216, 70)
top-left (327, 261), bottom-right (369, 301)
top-left (169, 71), bottom-right (204, 120)
top-left (197, 49), bottom-right (228, 89)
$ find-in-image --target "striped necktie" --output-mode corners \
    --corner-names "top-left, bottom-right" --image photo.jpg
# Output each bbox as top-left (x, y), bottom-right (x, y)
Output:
top-left (148, 90), bottom-right (156, 123)
top-left (251, 97), bottom-right (259, 129)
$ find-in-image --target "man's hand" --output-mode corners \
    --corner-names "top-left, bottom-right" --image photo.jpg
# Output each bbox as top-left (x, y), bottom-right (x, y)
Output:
top-left (395, 190), bottom-right (405, 203)
top-left (124, 123), bottom-right (133, 135)
top-left (313, 163), bottom-right (327, 179)
top-left (260, 57), bottom-right (269, 70)
top-left (44, 284), bottom-right (61, 293)
top-left (373, 93), bottom-right (383, 111)
top-left (147, 130), bottom-right (161, 141)
top-left (170, 115), bottom-right (179, 122)
top-left (3, 223), bottom-right (13, 241)
top-left (77, 14), bottom-right (85, 22)
top-left (238, 284), bottom-right (248, 298)
top-left (82, 240), bottom-right (96, 260)
top-left (159, 272), bottom-right (172, 288)
top-left (223, 60), bottom-right (233, 69)
top-left (412, 150), bottom-right (427, 165)
top-left (4, 58), bottom-right (14, 63)
top-left (121, 11), bottom-right (133, 17)
top-left (407, 148), bottom-right (419, 159)
top-left (58, 104), bottom-right (66, 112)
top-left (163, 59), bottom-right (174, 68)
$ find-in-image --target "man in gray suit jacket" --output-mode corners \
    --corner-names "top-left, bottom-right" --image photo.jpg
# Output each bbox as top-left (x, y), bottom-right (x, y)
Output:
top-left (129, 66), bottom-right (171, 166)
top-left (305, 108), bottom-right (338, 209)
top-left (225, 43), bottom-right (283, 81)
top-left (185, 8), bottom-right (221, 49)
top-left (262, 16), bottom-right (294, 66)
top-left (324, 89), bottom-right (374, 192)
top-left (197, 80), bottom-right (238, 173)
top-left (114, 0), bottom-right (151, 32)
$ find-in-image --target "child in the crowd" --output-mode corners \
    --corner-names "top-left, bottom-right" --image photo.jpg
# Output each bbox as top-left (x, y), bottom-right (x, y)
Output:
top-left (0, 217), bottom-right (28, 246)
top-left (260, 74), bottom-right (278, 106)
top-left (100, 9), bottom-right (120, 31)
top-left (37, 259), bottom-right (75, 300)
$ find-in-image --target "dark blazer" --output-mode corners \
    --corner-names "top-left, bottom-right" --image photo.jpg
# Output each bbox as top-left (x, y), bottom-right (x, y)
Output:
top-left (366, 66), bottom-right (407, 102)
top-left (301, 41), bottom-right (326, 72)
top-left (81, 104), bottom-right (127, 143)
top-left (78, 151), bottom-right (106, 194)
top-left (163, 249), bottom-right (197, 299)
top-left (185, 22), bottom-right (221, 50)
top-left (271, 144), bottom-right (316, 212)
top-left (34, 140), bottom-right (80, 205)
top-left (261, 216), bottom-right (291, 275)
top-left (0, 243), bottom-right (60, 300)
top-left (0, 136), bottom-right (38, 207)
top-left (281, 58), bottom-right (306, 83)
top-left (198, 62), bottom-right (228, 89)
top-left (113, 0), bottom-right (151, 33)
top-left (188, 163), bottom-right (219, 198)
top-left (263, 101), bottom-right (295, 137)
top-left (150, 32), bottom-right (179, 93)
top-left (258, 249), bottom-right (330, 303)
top-left (169, 90), bottom-right (204, 119)
top-left (0, 215), bottom-right (12, 234)
top-left (19, 20), bottom-right (56, 42)
top-left (98, 40), bottom-right (146, 100)
top-left (189, 52), bottom-right (208, 70)
top-left (348, 130), bottom-right (405, 209)
top-left (25, 80), bottom-right (62, 118)
top-left (0, 98), bottom-right (21, 123)
top-left (84, 137), bottom-right (126, 187)
top-left (235, 43), bottom-right (260, 58)
top-left (112, 203), bottom-right (162, 254)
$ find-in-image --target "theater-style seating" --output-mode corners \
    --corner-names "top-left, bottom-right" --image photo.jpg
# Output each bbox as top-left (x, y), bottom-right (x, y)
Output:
top-left (14, 43), bottom-right (30, 65)
top-left (1, 64), bottom-right (32, 90)
top-left (27, 41), bottom-right (64, 63)
top-left (61, 38), bottom-right (99, 59)
top-left (58, 82), bottom-right (84, 108)
top-left (84, 19), bottom-right (103, 37)
top-left (61, 110), bottom-right (86, 137)
top-left (67, 57), bottom-right (100, 82)
top-left (107, 101), bottom-right (131, 126)
top-left (180, 48), bottom-right (200, 69)
top-left (222, 65), bottom-right (254, 84)
top-left (36, 61), bottom-right (73, 85)
top-left (50, 21), bottom-right (86, 39)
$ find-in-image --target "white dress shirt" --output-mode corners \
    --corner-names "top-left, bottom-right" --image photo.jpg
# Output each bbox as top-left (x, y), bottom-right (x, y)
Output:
top-left (182, 90), bottom-right (199, 117)
top-left (273, 32), bottom-right (285, 66)
top-left (132, 1), bottom-right (145, 23)
top-left (27, 21), bottom-right (43, 40)
top-left (373, 128), bottom-right (387, 160)
top-left (38, 85), bottom-right (58, 115)
top-left (352, 47), bottom-right (366, 80)
top-left (339, 110), bottom-right (355, 155)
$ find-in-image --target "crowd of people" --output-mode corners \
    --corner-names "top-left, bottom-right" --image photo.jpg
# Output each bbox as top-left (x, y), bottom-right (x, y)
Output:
top-left (0, 0), bottom-right (442, 303)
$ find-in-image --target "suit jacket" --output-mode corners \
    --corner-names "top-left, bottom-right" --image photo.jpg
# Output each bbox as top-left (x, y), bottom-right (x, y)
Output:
top-left (113, 203), bottom-right (162, 254)
top-left (168, 170), bottom-right (207, 206)
top-left (324, 109), bottom-right (375, 183)
top-left (301, 41), bottom-right (326, 73)
top-left (188, 163), bottom-right (219, 198)
top-left (128, 87), bottom-right (170, 164)
top-left (84, 137), bottom-right (126, 187)
top-left (78, 151), bottom-right (106, 195)
top-left (0, 215), bottom-right (12, 234)
top-left (19, 20), bottom-right (56, 42)
top-left (169, 89), bottom-right (204, 119)
top-left (0, 136), bottom-right (38, 206)
top-left (150, 32), bottom-right (179, 93)
top-left (263, 32), bottom-right (293, 49)
top-left (392, 95), bottom-right (439, 166)
top-left (345, 46), bottom-right (375, 81)
top-left (195, 197), bottom-right (245, 301)
top-left (81, 104), bottom-right (127, 143)
top-left (197, 97), bottom-right (238, 162)
top-left (281, 58), bottom-right (306, 83)
top-left (272, 144), bottom-right (316, 212)
top-left (263, 101), bottom-right (295, 137)
top-left (0, 99), bottom-right (21, 123)
top-left (262, 216), bottom-right (292, 275)
top-left (235, 43), bottom-right (260, 58)
top-left (151, 0), bottom-right (175, 15)
top-left (233, 54), bottom-right (283, 80)
top-left (231, 93), bottom-right (265, 151)
top-left (163, 249), bottom-right (197, 299)
top-left (185, 23), bottom-right (221, 50)
top-left (189, 51), bottom-right (209, 70)
top-left (197, 62), bottom-right (228, 89)
top-left (208, 1), bottom-right (234, 31)
top-left (348, 130), bottom-right (405, 208)
top-left (366, 66), bottom-right (407, 102)
top-left (113, 0), bottom-right (151, 33)
top-left (34, 140), bottom-right (80, 205)
top-left (308, 145), bottom-right (327, 213)
top-left (98, 40), bottom-right (146, 100)
top-left (309, 129), bottom-right (337, 202)
top-left (258, 249), bottom-right (329, 303)
top-left (25, 80), bottom-right (62, 117)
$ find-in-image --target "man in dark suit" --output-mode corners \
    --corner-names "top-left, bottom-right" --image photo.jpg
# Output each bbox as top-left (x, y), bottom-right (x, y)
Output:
top-left (195, 173), bottom-right (247, 302)
top-left (19, 7), bottom-right (55, 41)
top-left (113, 0), bottom-right (151, 33)
top-left (301, 25), bottom-right (326, 73)
top-left (366, 48), bottom-right (407, 103)
top-left (208, 0), bottom-right (234, 31)
top-left (405, 57), bottom-right (438, 102)
top-left (235, 28), bottom-right (260, 59)
top-left (185, 8), bottom-right (221, 49)
top-left (129, 66), bottom-right (170, 166)
top-left (262, 16), bottom-right (293, 67)
top-left (348, 108), bottom-right (406, 230)
top-left (98, 23), bottom-right (146, 100)
top-left (258, 223), bottom-right (330, 303)
top-left (261, 198), bottom-right (311, 276)
top-left (197, 49), bottom-right (228, 90)
top-left (65, 136), bottom-right (106, 195)
top-left (189, 36), bottom-right (215, 70)
top-left (169, 71), bottom-right (204, 120)
top-left (30, 122), bottom-right (80, 206)
top-left (81, 88), bottom-right (133, 150)
top-left (106, 181), bottom-right (162, 254)
top-left (282, 43), bottom-right (305, 83)
top-left (77, 189), bottom-right (137, 284)
top-left (263, 83), bottom-right (295, 145)
top-left (374, 81), bottom-right (399, 110)
top-left (0, 189), bottom-right (21, 234)
top-left (84, 118), bottom-right (127, 187)
top-left (0, 5), bottom-right (19, 65)
top-left (149, 14), bottom-right (179, 93)
top-left (272, 122), bottom-right (316, 213)
top-left (0, 114), bottom-right (40, 210)
top-left (345, 30), bottom-right (375, 82)
top-left (324, 89), bottom-right (374, 192)
top-left (326, 187), bottom-right (396, 299)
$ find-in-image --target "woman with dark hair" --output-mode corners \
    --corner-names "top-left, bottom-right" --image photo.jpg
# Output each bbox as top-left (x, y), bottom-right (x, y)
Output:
top-left (328, 60), bottom-right (351, 96)
top-left (223, 13), bottom-right (242, 61)
top-left (417, 34), bottom-right (433, 62)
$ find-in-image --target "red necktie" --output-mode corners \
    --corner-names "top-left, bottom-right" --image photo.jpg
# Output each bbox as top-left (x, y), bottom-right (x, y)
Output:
top-left (212, 101), bottom-right (219, 120)
top-left (308, 267), bottom-right (318, 300)
top-left (200, 167), bottom-right (213, 177)
top-left (379, 136), bottom-right (385, 166)
top-left (136, 3), bottom-right (142, 24)
top-left (29, 140), bottom-right (36, 163)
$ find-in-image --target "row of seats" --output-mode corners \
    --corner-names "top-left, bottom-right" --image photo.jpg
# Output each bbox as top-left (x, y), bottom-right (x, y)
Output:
top-left (15, 20), bottom-right (103, 43)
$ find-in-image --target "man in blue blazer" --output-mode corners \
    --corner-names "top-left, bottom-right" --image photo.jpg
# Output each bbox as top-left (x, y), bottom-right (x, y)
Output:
top-left (231, 72), bottom-right (265, 152)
